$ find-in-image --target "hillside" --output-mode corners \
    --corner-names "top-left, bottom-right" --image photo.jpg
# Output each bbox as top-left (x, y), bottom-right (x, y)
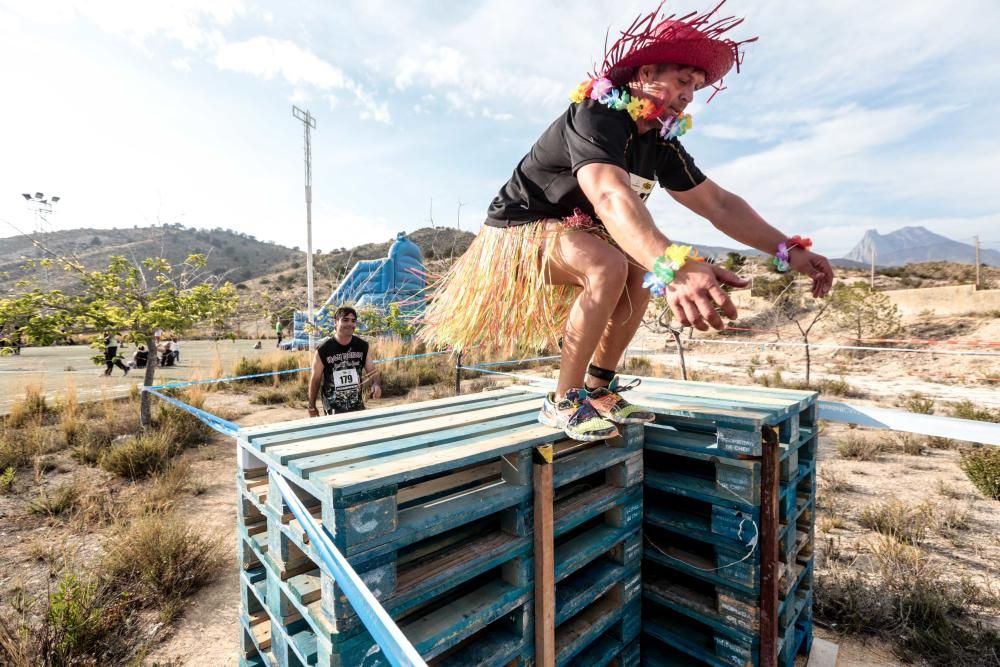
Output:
top-left (0, 224), bottom-right (299, 293)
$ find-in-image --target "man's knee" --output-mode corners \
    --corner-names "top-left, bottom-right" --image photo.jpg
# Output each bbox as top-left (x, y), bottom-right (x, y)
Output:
top-left (586, 252), bottom-right (628, 291)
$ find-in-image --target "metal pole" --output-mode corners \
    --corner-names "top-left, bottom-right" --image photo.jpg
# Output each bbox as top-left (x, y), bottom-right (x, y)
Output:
top-left (975, 235), bottom-right (981, 289)
top-left (870, 247), bottom-right (876, 289)
top-left (455, 351), bottom-right (462, 395)
top-left (293, 106), bottom-right (317, 351)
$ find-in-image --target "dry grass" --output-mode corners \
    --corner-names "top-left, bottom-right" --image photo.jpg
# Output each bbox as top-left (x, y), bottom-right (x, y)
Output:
top-left (890, 432), bottom-right (927, 456)
top-left (819, 466), bottom-right (853, 493)
top-left (27, 481), bottom-right (82, 517)
top-left (836, 434), bottom-right (886, 461)
top-left (816, 534), bottom-right (1000, 665)
top-left (858, 499), bottom-right (933, 545)
top-left (101, 513), bottom-right (226, 616)
top-left (936, 480), bottom-right (963, 499)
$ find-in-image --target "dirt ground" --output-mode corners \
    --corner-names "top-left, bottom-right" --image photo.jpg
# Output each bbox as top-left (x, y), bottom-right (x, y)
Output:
top-left (0, 339), bottom-right (289, 415)
top-left (3, 311), bottom-right (997, 666)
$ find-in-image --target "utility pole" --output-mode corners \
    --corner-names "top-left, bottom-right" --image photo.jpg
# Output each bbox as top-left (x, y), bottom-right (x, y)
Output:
top-left (974, 235), bottom-right (981, 289)
top-left (292, 106), bottom-right (317, 352)
top-left (456, 198), bottom-right (465, 231)
top-left (870, 247), bottom-right (876, 289)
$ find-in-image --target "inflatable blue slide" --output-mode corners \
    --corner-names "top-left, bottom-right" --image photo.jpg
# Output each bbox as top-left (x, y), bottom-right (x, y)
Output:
top-left (288, 232), bottom-right (426, 349)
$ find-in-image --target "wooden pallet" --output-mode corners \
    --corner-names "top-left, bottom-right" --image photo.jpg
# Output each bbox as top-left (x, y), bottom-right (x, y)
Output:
top-left (642, 590), bottom-right (810, 667)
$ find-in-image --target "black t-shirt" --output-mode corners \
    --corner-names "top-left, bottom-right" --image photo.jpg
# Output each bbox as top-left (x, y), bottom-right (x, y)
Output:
top-left (317, 335), bottom-right (369, 414)
top-left (486, 99), bottom-right (706, 227)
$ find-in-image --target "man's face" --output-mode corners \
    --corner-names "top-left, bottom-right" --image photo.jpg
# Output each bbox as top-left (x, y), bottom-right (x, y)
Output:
top-left (637, 64), bottom-right (706, 118)
top-left (335, 313), bottom-right (357, 336)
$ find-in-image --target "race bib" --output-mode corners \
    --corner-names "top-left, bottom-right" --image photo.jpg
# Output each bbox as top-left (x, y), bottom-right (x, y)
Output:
top-left (629, 173), bottom-right (656, 200)
top-left (333, 368), bottom-right (360, 390)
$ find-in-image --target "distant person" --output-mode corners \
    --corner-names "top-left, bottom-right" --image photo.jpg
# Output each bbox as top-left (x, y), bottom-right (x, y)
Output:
top-left (308, 307), bottom-right (382, 416)
top-left (160, 340), bottom-right (176, 367)
top-left (103, 332), bottom-right (129, 376)
top-left (275, 319), bottom-right (284, 348)
top-left (172, 338), bottom-right (180, 364)
top-left (131, 345), bottom-right (148, 369)
top-left (253, 340), bottom-right (262, 350)
top-left (153, 327), bottom-right (163, 347)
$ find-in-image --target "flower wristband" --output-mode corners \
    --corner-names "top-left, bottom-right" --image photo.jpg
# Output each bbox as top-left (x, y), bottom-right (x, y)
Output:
top-left (642, 244), bottom-right (704, 297)
top-left (772, 235), bottom-right (812, 273)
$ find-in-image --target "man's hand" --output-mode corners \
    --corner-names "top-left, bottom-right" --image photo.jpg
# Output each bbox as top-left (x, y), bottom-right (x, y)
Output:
top-left (307, 406), bottom-right (319, 418)
top-left (371, 385), bottom-right (382, 400)
top-left (789, 249), bottom-right (834, 298)
top-left (667, 262), bottom-right (749, 331)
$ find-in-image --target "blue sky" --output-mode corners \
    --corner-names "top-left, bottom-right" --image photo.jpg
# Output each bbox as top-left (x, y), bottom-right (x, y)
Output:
top-left (1, 0), bottom-right (998, 258)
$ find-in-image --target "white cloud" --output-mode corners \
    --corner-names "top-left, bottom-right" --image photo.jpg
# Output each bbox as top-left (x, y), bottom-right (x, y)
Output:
top-left (170, 57), bottom-right (191, 72)
top-left (215, 37), bottom-right (352, 90)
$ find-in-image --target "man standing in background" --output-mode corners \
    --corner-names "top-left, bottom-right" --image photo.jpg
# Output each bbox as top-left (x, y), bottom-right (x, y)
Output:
top-left (307, 307), bottom-right (382, 416)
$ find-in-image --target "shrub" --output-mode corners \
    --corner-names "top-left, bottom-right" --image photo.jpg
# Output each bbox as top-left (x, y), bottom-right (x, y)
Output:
top-left (251, 387), bottom-right (290, 405)
top-left (904, 393), bottom-right (935, 415)
top-left (858, 500), bottom-right (932, 544)
top-left (891, 432), bottom-right (926, 456)
top-left (101, 514), bottom-right (225, 609)
top-left (28, 481), bottom-right (83, 517)
top-left (99, 431), bottom-right (179, 480)
top-left (836, 434), bottom-right (885, 461)
top-left (6, 384), bottom-right (49, 429)
top-left (959, 447), bottom-right (1000, 500)
top-left (815, 536), bottom-right (1000, 665)
top-left (950, 400), bottom-right (999, 423)
top-left (818, 467), bottom-right (853, 493)
top-left (625, 355), bottom-right (653, 375)
top-left (232, 356), bottom-right (267, 383)
top-left (0, 467), bottom-right (15, 494)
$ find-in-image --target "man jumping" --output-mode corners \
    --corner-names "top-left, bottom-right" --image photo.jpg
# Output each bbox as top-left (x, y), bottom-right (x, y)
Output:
top-left (420, 3), bottom-right (833, 441)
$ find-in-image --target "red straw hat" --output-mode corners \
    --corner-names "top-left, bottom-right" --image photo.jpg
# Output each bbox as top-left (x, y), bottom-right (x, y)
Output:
top-left (596, 2), bottom-right (757, 97)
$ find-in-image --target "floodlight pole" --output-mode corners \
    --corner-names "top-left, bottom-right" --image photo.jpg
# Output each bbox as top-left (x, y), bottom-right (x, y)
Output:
top-left (293, 106), bottom-right (317, 351)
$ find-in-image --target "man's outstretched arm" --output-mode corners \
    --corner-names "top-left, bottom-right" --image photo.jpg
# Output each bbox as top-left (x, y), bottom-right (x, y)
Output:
top-left (670, 179), bottom-right (833, 298)
top-left (576, 162), bottom-right (747, 330)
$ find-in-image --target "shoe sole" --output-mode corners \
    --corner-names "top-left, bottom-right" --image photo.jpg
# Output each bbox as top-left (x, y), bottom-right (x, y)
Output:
top-left (538, 411), bottom-right (619, 442)
top-left (608, 414), bottom-right (656, 425)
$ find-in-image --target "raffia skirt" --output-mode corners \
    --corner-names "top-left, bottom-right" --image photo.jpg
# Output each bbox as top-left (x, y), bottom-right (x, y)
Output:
top-left (418, 220), bottom-right (607, 358)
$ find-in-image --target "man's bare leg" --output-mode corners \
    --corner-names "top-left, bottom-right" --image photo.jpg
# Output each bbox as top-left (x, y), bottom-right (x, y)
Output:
top-left (543, 228), bottom-right (628, 399)
top-left (587, 260), bottom-right (650, 387)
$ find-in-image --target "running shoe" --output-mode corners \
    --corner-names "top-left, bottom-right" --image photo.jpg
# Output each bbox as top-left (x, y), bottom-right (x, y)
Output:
top-left (584, 377), bottom-right (655, 424)
top-left (538, 389), bottom-right (619, 441)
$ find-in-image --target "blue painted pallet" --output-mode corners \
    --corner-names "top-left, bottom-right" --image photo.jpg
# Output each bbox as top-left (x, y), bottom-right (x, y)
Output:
top-left (645, 424), bottom-right (817, 485)
top-left (640, 591), bottom-right (810, 667)
top-left (644, 490), bottom-right (816, 570)
top-left (642, 558), bottom-right (814, 642)
top-left (316, 583), bottom-right (533, 667)
top-left (555, 558), bottom-right (642, 667)
top-left (644, 458), bottom-right (817, 529)
top-left (623, 376), bottom-right (817, 457)
top-left (240, 506), bottom-right (535, 656)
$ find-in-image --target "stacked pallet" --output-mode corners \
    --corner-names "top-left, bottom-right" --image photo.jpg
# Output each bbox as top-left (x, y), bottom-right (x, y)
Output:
top-left (628, 378), bottom-right (817, 667)
top-left (548, 423), bottom-right (644, 666)
top-left (236, 389), bottom-right (566, 667)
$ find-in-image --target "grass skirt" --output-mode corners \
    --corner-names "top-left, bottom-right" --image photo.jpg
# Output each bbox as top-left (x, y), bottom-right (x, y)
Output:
top-left (418, 221), bottom-right (584, 358)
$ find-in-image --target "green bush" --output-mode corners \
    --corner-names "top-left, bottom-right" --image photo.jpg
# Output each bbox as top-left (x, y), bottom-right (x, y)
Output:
top-left (959, 447), bottom-right (1000, 500)
top-left (28, 482), bottom-right (82, 517)
top-left (0, 467), bottom-right (15, 494)
top-left (99, 431), bottom-right (179, 480)
top-left (233, 356), bottom-right (267, 383)
top-left (950, 400), bottom-right (999, 423)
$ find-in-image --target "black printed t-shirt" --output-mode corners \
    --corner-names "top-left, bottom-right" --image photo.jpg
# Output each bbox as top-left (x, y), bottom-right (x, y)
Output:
top-left (317, 335), bottom-right (369, 414)
top-left (486, 99), bottom-right (706, 227)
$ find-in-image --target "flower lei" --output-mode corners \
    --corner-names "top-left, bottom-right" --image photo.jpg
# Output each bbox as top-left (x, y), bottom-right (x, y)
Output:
top-left (772, 235), bottom-right (812, 272)
top-left (641, 244), bottom-right (705, 297)
top-left (570, 77), bottom-right (693, 140)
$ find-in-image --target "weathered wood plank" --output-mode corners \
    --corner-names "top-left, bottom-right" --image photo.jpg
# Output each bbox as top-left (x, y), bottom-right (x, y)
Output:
top-left (534, 453), bottom-right (556, 667)
top-left (266, 397), bottom-right (542, 464)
